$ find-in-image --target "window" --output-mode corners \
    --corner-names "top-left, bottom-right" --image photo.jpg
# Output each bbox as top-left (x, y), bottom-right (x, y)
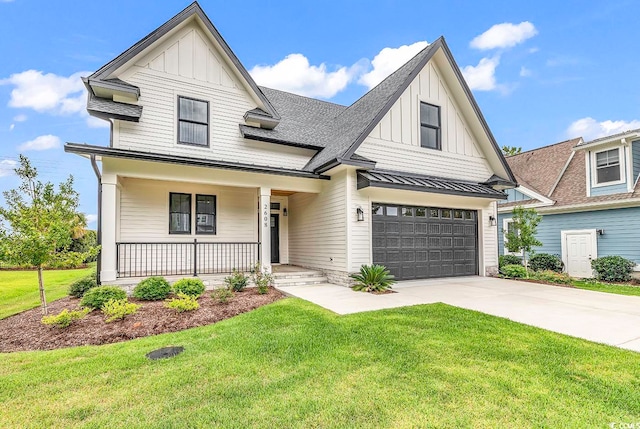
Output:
top-left (372, 204), bottom-right (383, 215)
top-left (415, 207), bottom-right (427, 217)
top-left (420, 102), bottom-right (441, 150)
top-left (169, 193), bottom-right (191, 234)
top-left (178, 96), bottom-right (209, 146)
top-left (270, 202), bottom-right (281, 210)
top-left (196, 194), bottom-right (216, 234)
top-left (386, 206), bottom-right (398, 216)
top-left (594, 148), bottom-right (621, 184)
top-left (503, 219), bottom-right (522, 256)
top-left (402, 207), bottom-right (413, 217)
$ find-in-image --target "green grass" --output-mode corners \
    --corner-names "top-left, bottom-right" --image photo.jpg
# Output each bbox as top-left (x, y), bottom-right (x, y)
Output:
top-left (0, 266), bottom-right (94, 319)
top-left (571, 279), bottom-right (640, 296)
top-left (1, 299), bottom-right (639, 428)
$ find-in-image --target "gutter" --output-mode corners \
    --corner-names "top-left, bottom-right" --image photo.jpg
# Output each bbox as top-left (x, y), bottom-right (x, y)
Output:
top-left (90, 154), bottom-right (102, 285)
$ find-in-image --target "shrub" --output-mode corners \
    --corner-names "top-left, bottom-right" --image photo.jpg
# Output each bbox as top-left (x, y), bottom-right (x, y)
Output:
top-left (224, 269), bottom-right (249, 292)
top-left (500, 264), bottom-right (528, 278)
top-left (81, 286), bottom-right (127, 310)
top-left (68, 276), bottom-right (97, 298)
top-left (102, 299), bottom-right (140, 322)
top-left (133, 276), bottom-right (171, 300)
top-left (350, 264), bottom-right (396, 293)
top-left (251, 262), bottom-right (273, 294)
top-left (42, 308), bottom-right (90, 328)
top-left (591, 256), bottom-right (636, 282)
top-left (212, 286), bottom-right (234, 304)
top-left (532, 270), bottom-right (572, 284)
top-left (164, 293), bottom-right (199, 312)
top-left (172, 278), bottom-right (205, 298)
top-left (499, 254), bottom-right (522, 268)
top-left (529, 253), bottom-right (563, 273)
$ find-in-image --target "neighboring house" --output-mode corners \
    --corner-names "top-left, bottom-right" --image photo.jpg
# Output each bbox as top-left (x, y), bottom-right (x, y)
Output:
top-left (66, 2), bottom-right (516, 285)
top-left (498, 132), bottom-right (640, 277)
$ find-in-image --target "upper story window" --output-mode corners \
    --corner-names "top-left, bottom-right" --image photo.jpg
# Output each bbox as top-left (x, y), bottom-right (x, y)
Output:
top-left (594, 148), bottom-right (621, 184)
top-left (178, 96), bottom-right (209, 147)
top-left (420, 102), bottom-right (441, 150)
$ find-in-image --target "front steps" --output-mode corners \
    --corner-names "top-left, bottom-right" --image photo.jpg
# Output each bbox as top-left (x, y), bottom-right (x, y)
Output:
top-left (272, 269), bottom-right (328, 287)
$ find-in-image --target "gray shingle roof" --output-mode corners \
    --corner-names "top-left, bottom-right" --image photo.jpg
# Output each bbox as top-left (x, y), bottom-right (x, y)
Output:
top-left (240, 87), bottom-right (346, 150)
top-left (87, 95), bottom-right (143, 121)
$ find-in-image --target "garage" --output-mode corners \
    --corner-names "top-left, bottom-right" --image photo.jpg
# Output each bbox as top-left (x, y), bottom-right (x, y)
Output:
top-left (372, 203), bottom-right (478, 280)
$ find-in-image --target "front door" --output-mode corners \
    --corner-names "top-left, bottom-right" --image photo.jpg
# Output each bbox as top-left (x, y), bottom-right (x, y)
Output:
top-left (270, 214), bottom-right (280, 263)
top-left (563, 230), bottom-right (596, 278)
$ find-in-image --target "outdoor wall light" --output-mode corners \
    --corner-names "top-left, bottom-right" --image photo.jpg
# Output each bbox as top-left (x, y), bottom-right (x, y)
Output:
top-left (597, 229), bottom-right (604, 235)
top-left (283, 208), bottom-right (288, 217)
top-left (489, 215), bottom-right (497, 226)
top-left (356, 207), bottom-right (364, 222)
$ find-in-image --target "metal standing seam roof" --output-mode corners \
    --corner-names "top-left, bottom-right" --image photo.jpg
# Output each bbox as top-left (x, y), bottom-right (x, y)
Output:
top-left (357, 170), bottom-right (507, 199)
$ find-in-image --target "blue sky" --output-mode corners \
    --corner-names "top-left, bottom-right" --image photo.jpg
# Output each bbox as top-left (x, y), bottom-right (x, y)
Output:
top-left (1, 0), bottom-right (640, 226)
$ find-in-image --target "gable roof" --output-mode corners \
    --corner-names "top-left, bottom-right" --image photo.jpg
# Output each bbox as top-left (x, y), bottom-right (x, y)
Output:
top-left (86, 1), bottom-right (279, 122)
top-left (504, 136), bottom-right (640, 211)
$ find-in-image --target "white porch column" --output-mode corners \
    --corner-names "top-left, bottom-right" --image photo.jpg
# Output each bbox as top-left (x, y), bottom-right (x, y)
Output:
top-left (100, 174), bottom-right (118, 282)
top-left (259, 187), bottom-right (271, 273)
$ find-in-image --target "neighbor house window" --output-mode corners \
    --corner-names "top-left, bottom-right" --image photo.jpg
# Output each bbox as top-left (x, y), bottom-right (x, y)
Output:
top-left (169, 193), bottom-right (191, 234)
top-left (196, 194), bottom-right (216, 234)
top-left (178, 96), bottom-right (209, 146)
top-left (503, 219), bottom-right (522, 256)
top-left (594, 148), bottom-right (621, 184)
top-left (420, 102), bottom-right (441, 150)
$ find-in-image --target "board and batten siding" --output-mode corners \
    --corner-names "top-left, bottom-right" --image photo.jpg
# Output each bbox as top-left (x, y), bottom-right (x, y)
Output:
top-left (118, 177), bottom-right (257, 243)
top-left (114, 22), bottom-right (315, 170)
top-left (498, 207), bottom-right (640, 264)
top-left (503, 188), bottom-right (531, 203)
top-left (355, 61), bottom-right (492, 182)
top-left (288, 170), bottom-right (348, 272)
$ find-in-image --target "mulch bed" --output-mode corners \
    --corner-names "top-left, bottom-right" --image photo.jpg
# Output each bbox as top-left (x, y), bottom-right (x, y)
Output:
top-left (0, 288), bottom-right (284, 353)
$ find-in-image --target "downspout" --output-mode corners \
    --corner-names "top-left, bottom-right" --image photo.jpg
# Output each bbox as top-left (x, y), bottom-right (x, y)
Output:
top-left (90, 154), bottom-right (102, 285)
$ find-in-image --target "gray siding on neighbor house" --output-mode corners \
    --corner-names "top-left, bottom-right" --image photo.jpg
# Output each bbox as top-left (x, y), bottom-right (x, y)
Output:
top-left (502, 188), bottom-right (531, 203)
top-left (633, 140), bottom-right (640, 184)
top-left (498, 207), bottom-right (640, 264)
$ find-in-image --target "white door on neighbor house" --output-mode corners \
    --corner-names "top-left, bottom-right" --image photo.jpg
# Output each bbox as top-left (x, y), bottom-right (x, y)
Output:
top-left (562, 230), bottom-right (597, 278)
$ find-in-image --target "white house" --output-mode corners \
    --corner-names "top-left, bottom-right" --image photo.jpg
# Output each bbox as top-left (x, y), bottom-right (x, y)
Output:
top-left (66, 2), bottom-right (516, 285)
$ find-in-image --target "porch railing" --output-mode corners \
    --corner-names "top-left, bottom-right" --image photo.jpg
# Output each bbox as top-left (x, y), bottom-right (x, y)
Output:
top-left (116, 240), bottom-right (260, 278)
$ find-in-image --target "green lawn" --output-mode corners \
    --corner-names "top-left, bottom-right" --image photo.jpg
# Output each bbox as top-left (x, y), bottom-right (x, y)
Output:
top-left (1, 299), bottom-right (638, 428)
top-left (571, 279), bottom-right (640, 296)
top-left (0, 266), bottom-right (94, 319)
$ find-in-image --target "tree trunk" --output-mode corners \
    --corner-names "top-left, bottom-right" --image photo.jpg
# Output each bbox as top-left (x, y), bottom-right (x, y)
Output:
top-left (38, 265), bottom-right (48, 315)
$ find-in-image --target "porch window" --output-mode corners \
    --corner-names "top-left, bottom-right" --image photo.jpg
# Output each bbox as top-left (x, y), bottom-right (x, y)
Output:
top-left (178, 96), bottom-right (209, 146)
top-left (169, 193), bottom-right (191, 234)
top-left (595, 148), bottom-right (621, 184)
top-left (196, 194), bottom-right (216, 234)
top-left (420, 102), bottom-right (441, 150)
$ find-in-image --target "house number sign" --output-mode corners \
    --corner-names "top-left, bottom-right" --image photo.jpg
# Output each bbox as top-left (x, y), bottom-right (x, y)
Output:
top-left (263, 203), bottom-right (269, 228)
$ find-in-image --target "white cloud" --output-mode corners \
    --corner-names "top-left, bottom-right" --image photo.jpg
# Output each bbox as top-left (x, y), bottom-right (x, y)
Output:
top-left (358, 41), bottom-right (429, 89)
top-left (85, 214), bottom-right (98, 225)
top-left (13, 114), bottom-right (27, 122)
top-left (470, 22), bottom-right (538, 50)
top-left (0, 159), bottom-right (18, 178)
top-left (0, 70), bottom-right (90, 115)
top-left (9, 124), bottom-right (14, 131)
top-left (519, 66), bottom-right (532, 77)
top-left (17, 134), bottom-right (61, 152)
top-left (250, 54), bottom-right (360, 98)
top-left (461, 56), bottom-right (500, 91)
top-left (567, 117), bottom-right (640, 141)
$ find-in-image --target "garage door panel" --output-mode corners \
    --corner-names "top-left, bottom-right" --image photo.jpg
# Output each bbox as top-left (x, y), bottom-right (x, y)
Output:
top-left (372, 203), bottom-right (478, 280)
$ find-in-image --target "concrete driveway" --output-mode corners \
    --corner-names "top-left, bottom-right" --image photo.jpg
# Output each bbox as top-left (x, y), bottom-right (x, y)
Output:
top-left (277, 276), bottom-right (640, 352)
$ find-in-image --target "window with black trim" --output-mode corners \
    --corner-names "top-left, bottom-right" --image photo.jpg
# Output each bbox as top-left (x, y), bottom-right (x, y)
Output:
top-left (178, 96), bottom-right (209, 146)
top-left (595, 148), bottom-right (621, 184)
top-left (196, 194), bottom-right (216, 234)
top-left (420, 102), bottom-right (441, 150)
top-left (169, 193), bottom-right (191, 234)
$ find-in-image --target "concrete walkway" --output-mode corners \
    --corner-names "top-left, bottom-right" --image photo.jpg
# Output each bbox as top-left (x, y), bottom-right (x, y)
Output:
top-left (277, 276), bottom-right (640, 352)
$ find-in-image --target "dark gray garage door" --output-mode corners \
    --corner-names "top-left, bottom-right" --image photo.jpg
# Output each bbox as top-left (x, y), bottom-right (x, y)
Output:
top-left (372, 204), bottom-right (478, 280)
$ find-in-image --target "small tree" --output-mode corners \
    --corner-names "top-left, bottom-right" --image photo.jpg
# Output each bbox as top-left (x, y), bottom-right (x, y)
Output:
top-left (502, 145), bottom-right (522, 156)
top-left (504, 206), bottom-right (542, 275)
top-left (0, 155), bottom-right (94, 314)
